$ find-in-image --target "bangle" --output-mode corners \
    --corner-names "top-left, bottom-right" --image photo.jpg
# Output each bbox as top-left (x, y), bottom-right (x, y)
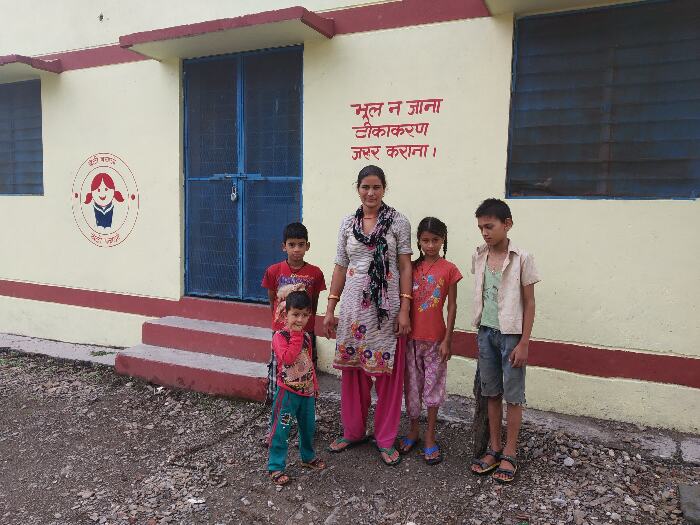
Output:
top-left (400, 293), bottom-right (413, 300)
top-left (328, 294), bottom-right (341, 301)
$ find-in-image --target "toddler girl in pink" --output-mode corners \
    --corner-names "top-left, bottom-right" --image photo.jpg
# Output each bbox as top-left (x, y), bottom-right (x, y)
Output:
top-left (399, 217), bottom-right (462, 465)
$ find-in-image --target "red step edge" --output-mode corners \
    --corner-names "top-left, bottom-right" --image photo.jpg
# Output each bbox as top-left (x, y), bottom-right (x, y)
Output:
top-left (115, 354), bottom-right (267, 402)
top-left (142, 321), bottom-right (270, 363)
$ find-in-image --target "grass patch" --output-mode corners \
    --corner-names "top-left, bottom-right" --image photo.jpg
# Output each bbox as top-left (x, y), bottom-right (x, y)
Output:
top-left (90, 350), bottom-right (116, 357)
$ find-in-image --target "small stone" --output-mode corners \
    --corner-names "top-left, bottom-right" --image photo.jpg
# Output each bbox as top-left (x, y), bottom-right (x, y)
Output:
top-left (624, 496), bottom-right (637, 506)
top-left (564, 457), bottom-right (575, 467)
top-left (304, 502), bottom-right (319, 513)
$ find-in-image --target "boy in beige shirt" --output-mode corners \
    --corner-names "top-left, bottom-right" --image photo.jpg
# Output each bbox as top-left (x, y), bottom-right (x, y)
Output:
top-left (469, 198), bottom-right (540, 483)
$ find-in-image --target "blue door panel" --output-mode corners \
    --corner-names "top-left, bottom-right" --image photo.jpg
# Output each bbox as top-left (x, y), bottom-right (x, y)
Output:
top-left (242, 179), bottom-right (302, 300)
top-left (243, 51), bottom-right (302, 179)
top-left (184, 47), bottom-right (303, 301)
top-left (185, 179), bottom-right (240, 297)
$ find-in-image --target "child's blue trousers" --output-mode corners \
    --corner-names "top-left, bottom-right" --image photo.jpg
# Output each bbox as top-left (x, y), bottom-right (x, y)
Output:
top-left (267, 387), bottom-right (316, 472)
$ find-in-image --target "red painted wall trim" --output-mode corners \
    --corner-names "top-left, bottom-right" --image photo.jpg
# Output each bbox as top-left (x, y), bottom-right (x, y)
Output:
top-left (1, 279), bottom-right (698, 389)
top-left (0, 54), bottom-right (63, 73)
top-left (325, 0), bottom-right (490, 35)
top-left (28, 0), bottom-right (488, 72)
top-left (119, 6), bottom-right (335, 48)
top-left (0, 279), bottom-right (269, 328)
top-left (448, 331), bottom-right (700, 390)
top-left (40, 45), bottom-right (148, 71)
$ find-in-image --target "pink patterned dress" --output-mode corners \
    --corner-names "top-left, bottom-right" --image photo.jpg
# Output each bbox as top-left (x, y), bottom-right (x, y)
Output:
top-left (332, 211), bottom-right (412, 376)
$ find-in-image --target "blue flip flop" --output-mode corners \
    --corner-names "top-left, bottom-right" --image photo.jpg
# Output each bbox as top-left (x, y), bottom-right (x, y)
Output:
top-left (398, 436), bottom-right (420, 455)
top-left (423, 444), bottom-right (443, 465)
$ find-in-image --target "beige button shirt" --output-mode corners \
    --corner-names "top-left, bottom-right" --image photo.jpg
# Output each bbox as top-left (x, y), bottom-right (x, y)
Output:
top-left (471, 241), bottom-right (540, 334)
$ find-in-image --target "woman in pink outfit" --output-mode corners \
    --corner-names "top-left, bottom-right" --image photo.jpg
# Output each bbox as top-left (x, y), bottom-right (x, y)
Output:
top-left (323, 165), bottom-right (413, 466)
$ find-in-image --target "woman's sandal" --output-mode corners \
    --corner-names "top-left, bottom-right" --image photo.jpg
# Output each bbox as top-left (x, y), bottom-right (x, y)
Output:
top-left (471, 448), bottom-right (502, 475)
top-left (327, 435), bottom-right (370, 453)
top-left (377, 446), bottom-right (402, 466)
top-left (492, 455), bottom-right (518, 484)
top-left (269, 471), bottom-right (290, 486)
top-left (423, 444), bottom-right (443, 466)
top-left (398, 436), bottom-right (420, 455)
top-left (300, 457), bottom-right (327, 470)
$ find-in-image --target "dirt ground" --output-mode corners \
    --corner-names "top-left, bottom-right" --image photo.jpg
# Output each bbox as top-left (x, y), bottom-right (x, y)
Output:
top-left (0, 349), bottom-right (697, 525)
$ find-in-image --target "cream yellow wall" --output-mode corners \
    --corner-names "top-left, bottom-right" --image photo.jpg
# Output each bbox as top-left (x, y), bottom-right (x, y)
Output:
top-left (0, 1), bottom-right (698, 433)
top-left (302, 15), bottom-right (700, 361)
top-left (0, 0), bottom-right (390, 57)
top-left (0, 296), bottom-right (146, 348)
top-left (0, 60), bottom-right (183, 299)
top-left (444, 356), bottom-right (700, 434)
top-left (303, 14), bottom-right (516, 335)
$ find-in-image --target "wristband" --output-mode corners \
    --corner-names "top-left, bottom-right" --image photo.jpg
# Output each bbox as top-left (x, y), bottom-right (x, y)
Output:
top-left (328, 294), bottom-right (341, 301)
top-left (400, 293), bottom-right (413, 300)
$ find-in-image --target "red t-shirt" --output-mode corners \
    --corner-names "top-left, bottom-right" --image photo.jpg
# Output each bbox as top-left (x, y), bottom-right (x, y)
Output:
top-left (410, 258), bottom-right (463, 342)
top-left (272, 330), bottom-right (317, 397)
top-left (261, 261), bottom-right (326, 333)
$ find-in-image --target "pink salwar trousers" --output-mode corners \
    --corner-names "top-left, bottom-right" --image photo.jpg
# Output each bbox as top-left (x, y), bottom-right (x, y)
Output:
top-left (340, 336), bottom-right (406, 449)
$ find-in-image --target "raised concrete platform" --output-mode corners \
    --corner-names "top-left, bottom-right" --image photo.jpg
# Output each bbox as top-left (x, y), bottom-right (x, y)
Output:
top-left (142, 316), bottom-right (271, 363)
top-left (114, 310), bottom-right (272, 402)
top-left (115, 344), bottom-right (268, 402)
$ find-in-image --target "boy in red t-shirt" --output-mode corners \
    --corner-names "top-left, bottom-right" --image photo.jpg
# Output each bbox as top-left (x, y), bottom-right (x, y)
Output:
top-left (261, 222), bottom-right (326, 405)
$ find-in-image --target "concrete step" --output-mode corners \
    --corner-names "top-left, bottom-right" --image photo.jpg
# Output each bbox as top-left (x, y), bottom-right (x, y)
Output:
top-left (115, 344), bottom-right (268, 402)
top-left (178, 297), bottom-right (270, 327)
top-left (142, 316), bottom-right (271, 363)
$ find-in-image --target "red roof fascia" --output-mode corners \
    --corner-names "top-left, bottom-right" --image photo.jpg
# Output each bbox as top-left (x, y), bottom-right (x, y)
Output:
top-left (119, 6), bottom-right (335, 49)
top-left (0, 54), bottom-right (63, 73)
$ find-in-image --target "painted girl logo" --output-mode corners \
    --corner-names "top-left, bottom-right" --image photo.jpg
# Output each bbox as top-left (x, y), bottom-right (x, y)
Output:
top-left (84, 172), bottom-right (124, 228)
top-left (72, 153), bottom-right (139, 247)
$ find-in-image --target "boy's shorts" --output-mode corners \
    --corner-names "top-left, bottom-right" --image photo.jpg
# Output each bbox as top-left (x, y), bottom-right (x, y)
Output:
top-left (477, 326), bottom-right (526, 405)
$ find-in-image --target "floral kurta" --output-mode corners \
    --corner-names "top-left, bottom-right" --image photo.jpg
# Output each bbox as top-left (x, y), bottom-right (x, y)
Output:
top-left (333, 211), bottom-right (412, 375)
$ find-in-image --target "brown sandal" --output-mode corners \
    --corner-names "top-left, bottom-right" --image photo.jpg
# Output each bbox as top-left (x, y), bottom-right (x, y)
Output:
top-left (301, 457), bottom-right (327, 470)
top-left (492, 455), bottom-right (518, 483)
top-left (269, 471), bottom-right (290, 486)
top-left (470, 448), bottom-right (502, 475)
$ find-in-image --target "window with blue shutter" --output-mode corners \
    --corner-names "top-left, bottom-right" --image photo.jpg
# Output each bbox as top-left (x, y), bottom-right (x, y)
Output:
top-left (0, 80), bottom-right (43, 195)
top-left (507, 0), bottom-right (700, 199)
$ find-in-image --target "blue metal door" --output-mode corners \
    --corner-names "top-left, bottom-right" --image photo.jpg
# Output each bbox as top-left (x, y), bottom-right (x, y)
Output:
top-left (184, 47), bottom-right (302, 301)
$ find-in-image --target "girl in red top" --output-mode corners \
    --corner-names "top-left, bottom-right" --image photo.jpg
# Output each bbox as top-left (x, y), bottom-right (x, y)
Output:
top-left (399, 217), bottom-right (462, 465)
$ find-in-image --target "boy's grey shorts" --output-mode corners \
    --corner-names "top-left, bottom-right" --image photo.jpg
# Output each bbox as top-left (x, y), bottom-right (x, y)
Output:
top-left (477, 326), bottom-right (526, 405)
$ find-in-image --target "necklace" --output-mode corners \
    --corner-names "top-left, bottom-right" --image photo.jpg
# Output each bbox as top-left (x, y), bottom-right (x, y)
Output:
top-left (285, 260), bottom-right (306, 276)
top-left (418, 257), bottom-right (440, 281)
top-left (486, 250), bottom-right (505, 273)
top-left (362, 216), bottom-right (377, 220)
